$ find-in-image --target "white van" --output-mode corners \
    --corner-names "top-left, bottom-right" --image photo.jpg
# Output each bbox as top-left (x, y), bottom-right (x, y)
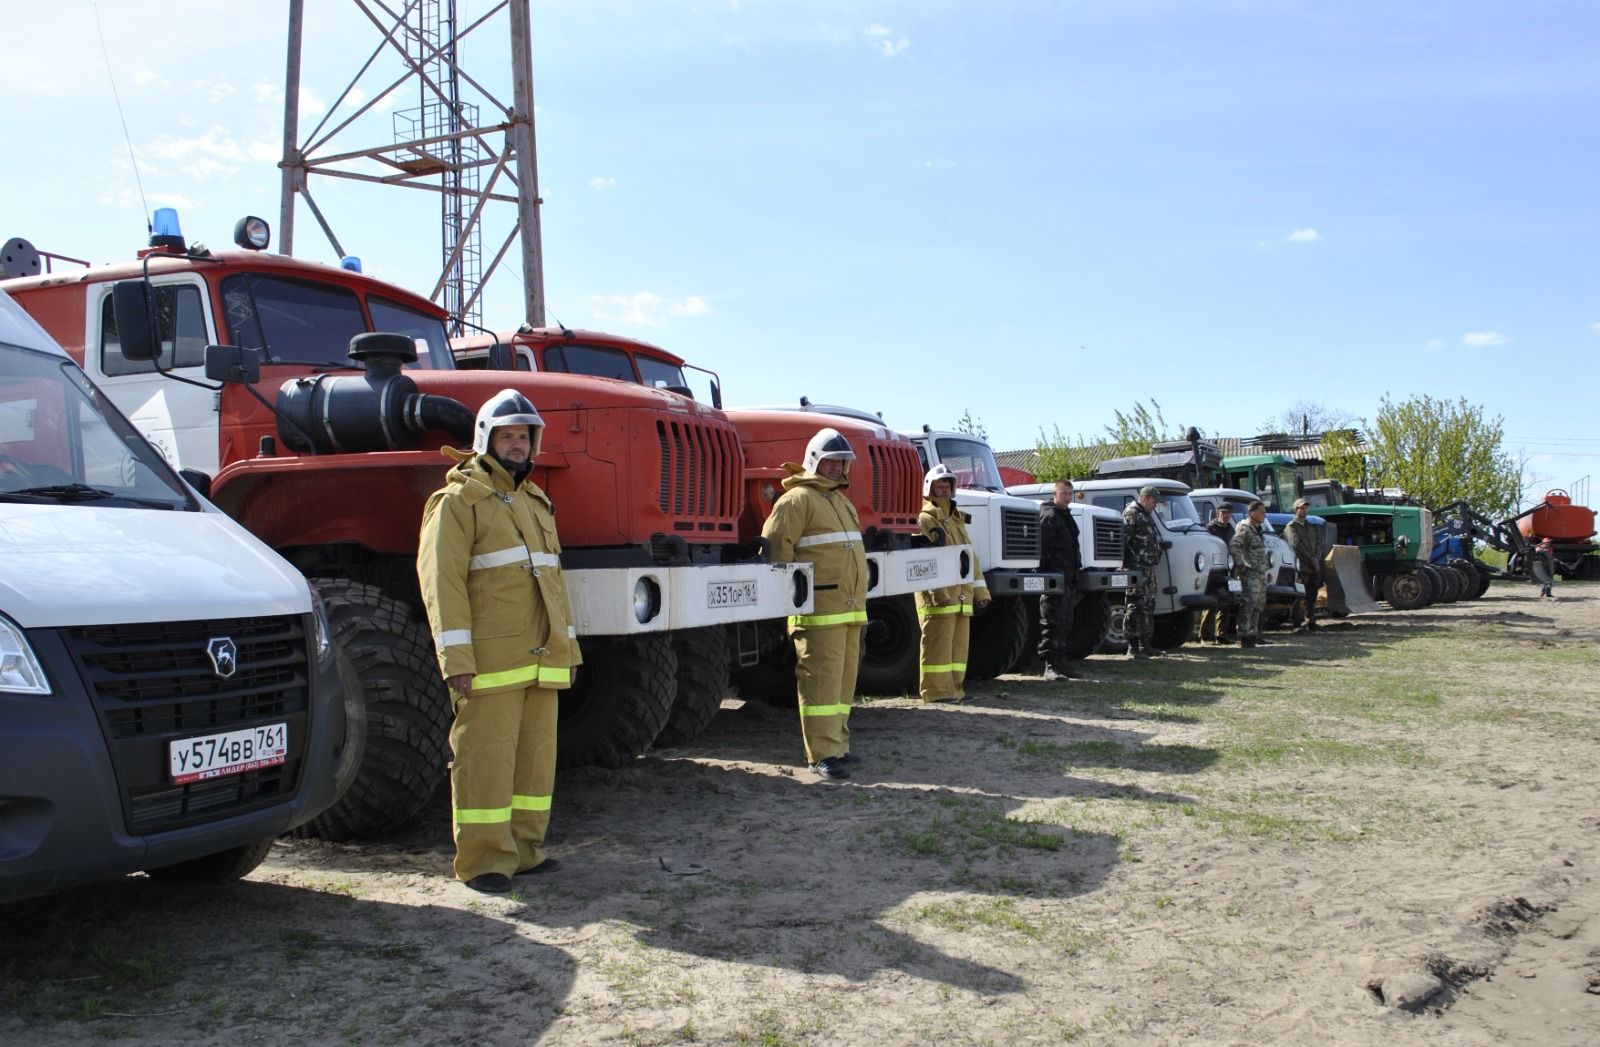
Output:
top-left (0, 289), bottom-right (356, 903)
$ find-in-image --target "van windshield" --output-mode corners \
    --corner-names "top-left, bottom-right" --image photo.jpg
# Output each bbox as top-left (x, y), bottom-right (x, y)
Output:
top-left (0, 343), bottom-right (192, 510)
top-left (933, 437), bottom-right (1005, 493)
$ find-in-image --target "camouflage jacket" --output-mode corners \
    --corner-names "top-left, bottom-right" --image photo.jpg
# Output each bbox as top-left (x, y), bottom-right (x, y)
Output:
top-left (1281, 517), bottom-right (1320, 570)
top-left (1229, 520), bottom-right (1271, 575)
top-left (1121, 501), bottom-right (1162, 569)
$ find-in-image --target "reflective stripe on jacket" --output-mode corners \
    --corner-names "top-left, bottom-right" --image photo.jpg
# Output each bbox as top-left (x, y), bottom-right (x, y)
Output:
top-left (418, 448), bottom-right (582, 693)
top-left (763, 469), bottom-right (869, 629)
top-left (916, 496), bottom-right (986, 611)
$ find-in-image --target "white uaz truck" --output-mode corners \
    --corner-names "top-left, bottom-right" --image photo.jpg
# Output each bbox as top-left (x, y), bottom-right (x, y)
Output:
top-left (0, 289), bottom-right (357, 903)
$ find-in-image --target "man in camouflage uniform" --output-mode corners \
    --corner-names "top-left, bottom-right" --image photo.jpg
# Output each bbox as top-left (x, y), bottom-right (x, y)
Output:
top-left (1199, 503), bottom-right (1238, 644)
top-left (1121, 486), bottom-right (1164, 659)
top-left (1228, 499), bottom-right (1272, 648)
top-left (1281, 497), bottom-right (1323, 631)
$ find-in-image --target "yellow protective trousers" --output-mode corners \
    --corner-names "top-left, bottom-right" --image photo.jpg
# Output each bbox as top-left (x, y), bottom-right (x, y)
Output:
top-left (448, 684), bottom-right (558, 882)
top-left (790, 622), bottom-right (862, 764)
top-left (918, 603), bottom-right (971, 702)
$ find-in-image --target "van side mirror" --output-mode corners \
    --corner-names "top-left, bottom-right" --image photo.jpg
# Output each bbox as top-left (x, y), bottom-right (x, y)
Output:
top-left (179, 468), bottom-right (213, 499)
top-left (111, 281), bottom-right (160, 362)
top-left (204, 344), bottom-right (261, 384)
top-left (710, 379), bottom-right (722, 410)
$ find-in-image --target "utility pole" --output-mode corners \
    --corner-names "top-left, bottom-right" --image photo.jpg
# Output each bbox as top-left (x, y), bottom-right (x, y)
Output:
top-left (278, 0), bottom-right (545, 331)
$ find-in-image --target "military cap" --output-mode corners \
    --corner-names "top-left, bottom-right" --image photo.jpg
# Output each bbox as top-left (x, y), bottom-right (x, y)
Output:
top-left (1137, 485), bottom-right (1161, 500)
top-left (1293, 497), bottom-right (1309, 509)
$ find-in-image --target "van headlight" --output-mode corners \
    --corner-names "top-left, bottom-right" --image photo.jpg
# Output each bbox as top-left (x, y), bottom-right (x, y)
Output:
top-left (1193, 551), bottom-right (1207, 573)
top-left (311, 591), bottom-right (334, 664)
top-left (0, 614), bottom-right (51, 695)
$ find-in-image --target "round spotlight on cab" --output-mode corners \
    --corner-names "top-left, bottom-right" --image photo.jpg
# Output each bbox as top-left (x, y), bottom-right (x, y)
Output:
top-left (233, 216), bottom-right (271, 251)
top-left (632, 576), bottom-right (662, 624)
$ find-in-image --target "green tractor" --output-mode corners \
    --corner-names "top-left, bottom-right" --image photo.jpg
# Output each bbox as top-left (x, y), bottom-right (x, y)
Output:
top-left (1298, 479), bottom-right (1442, 609)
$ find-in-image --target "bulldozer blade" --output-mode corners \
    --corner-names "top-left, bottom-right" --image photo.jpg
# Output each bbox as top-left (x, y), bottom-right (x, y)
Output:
top-left (1321, 546), bottom-right (1381, 615)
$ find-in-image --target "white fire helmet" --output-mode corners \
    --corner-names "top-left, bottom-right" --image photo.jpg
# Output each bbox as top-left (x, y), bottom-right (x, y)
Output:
top-left (924, 462), bottom-right (958, 497)
top-left (473, 388), bottom-right (545, 457)
top-left (802, 427), bottom-right (855, 475)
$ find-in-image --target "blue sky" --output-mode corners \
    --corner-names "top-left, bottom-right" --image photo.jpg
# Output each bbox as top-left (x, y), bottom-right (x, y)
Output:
top-left (6, 1), bottom-right (1598, 505)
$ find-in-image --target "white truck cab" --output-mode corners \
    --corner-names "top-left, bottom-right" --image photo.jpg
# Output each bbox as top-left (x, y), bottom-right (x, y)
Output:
top-left (1063, 477), bottom-right (1235, 649)
top-left (0, 289), bottom-right (355, 903)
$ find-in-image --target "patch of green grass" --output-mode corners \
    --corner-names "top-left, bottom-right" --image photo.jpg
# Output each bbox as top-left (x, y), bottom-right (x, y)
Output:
top-left (1180, 803), bottom-right (1360, 843)
top-left (1223, 735), bottom-right (1419, 768)
top-left (896, 797), bottom-right (1066, 859)
top-left (910, 897), bottom-right (1042, 939)
top-left (999, 735), bottom-right (1219, 773)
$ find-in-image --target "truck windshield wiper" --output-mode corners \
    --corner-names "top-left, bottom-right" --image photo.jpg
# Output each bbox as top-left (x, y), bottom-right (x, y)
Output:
top-left (3, 483), bottom-right (179, 509)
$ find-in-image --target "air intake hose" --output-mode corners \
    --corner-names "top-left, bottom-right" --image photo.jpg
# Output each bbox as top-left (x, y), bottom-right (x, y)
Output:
top-left (276, 332), bottom-right (473, 453)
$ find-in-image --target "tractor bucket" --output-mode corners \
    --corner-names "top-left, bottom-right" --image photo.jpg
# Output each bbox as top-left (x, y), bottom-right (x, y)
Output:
top-left (1321, 546), bottom-right (1380, 615)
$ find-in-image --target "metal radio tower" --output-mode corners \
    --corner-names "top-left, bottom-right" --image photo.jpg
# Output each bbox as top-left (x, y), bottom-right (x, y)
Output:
top-left (278, 0), bottom-right (545, 331)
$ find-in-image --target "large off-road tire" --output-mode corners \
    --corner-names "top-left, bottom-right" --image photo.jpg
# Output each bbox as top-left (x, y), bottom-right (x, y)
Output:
top-left (1447, 560), bottom-right (1480, 601)
top-left (856, 595), bottom-right (919, 696)
top-left (1064, 594), bottom-right (1110, 660)
top-left (558, 635), bottom-right (676, 768)
top-left (967, 595), bottom-right (1029, 681)
top-left (1150, 608), bottom-right (1196, 650)
top-left (297, 579), bottom-right (450, 841)
top-left (1422, 563), bottom-right (1457, 603)
top-left (1472, 564), bottom-right (1494, 598)
top-left (653, 627), bottom-right (732, 749)
top-left (1385, 569), bottom-right (1434, 610)
top-left (145, 837), bottom-right (277, 885)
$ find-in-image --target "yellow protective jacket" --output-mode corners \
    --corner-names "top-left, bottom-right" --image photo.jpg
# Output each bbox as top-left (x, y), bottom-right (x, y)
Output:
top-left (916, 496), bottom-right (988, 608)
top-left (762, 468), bottom-right (869, 628)
top-left (417, 449), bottom-right (582, 694)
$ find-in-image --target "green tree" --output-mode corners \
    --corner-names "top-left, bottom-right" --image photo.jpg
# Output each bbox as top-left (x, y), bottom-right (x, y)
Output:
top-left (1030, 400), bottom-right (1182, 482)
top-left (1320, 429), bottom-right (1366, 488)
top-left (1366, 394), bottom-right (1521, 514)
top-left (954, 409), bottom-right (988, 441)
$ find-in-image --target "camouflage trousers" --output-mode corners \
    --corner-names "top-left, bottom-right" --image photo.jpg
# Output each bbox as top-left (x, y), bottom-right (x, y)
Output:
top-left (1124, 570), bottom-right (1158, 649)
top-left (1238, 573), bottom-right (1267, 639)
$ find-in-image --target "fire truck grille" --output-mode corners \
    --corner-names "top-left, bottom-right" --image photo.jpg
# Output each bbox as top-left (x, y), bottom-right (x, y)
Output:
top-left (1000, 507), bottom-right (1041, 560)
top-left (1093, 517), bottom-right (1125, 562)
top-left (65, 615), bottom-right (310, 835)
top-left (866, 440), bottom-right (922, 529)
top-left (657, 419), bottom-right (740, 530)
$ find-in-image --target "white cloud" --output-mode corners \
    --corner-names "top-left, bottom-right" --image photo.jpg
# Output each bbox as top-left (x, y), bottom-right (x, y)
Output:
top-left (1424, 339), bottom-right (1448, 353)
top-left (1589, 322), bottom-right (1600, 334)
top-left (589, 176), bottom-right (617, 191)
top-left (131, 68), bottom-right (168, 89)
top-left (142, 128), bottom-right (279, 178)
top-left (588, 292), bottom-right (711, 327)
top-left (865, 23), bottom-right (909, 57)
top-left (255, 82), bottom-right (283, 104)
top-left (1286, 227), bottom-right (1319, 243)
top-left (1461, 331), bottom-right (1508, 348)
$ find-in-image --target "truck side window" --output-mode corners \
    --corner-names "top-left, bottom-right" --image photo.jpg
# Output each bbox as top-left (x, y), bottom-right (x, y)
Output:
top-left (100, 285), bottom-right (207, 376)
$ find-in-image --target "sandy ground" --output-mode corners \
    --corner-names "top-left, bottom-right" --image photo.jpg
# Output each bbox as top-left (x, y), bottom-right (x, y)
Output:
top-left (3, 582), bottom-right (1598, 1046)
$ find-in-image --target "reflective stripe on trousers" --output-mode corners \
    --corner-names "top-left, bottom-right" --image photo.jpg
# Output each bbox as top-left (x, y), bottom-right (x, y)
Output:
top-left (450, 685), bottom-right (559, 881)
top-left (791, 623), bottom-right (861, 764)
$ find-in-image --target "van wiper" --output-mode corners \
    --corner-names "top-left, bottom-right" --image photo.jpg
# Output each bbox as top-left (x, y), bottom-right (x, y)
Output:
top-left (3, 483), bottom-right (178, 509)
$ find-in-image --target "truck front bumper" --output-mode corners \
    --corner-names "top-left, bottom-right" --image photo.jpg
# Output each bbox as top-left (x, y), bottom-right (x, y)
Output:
top-left (985, 568), bottom-right (1063, 596)
top-left (564, 561), bottom-right (815, 636)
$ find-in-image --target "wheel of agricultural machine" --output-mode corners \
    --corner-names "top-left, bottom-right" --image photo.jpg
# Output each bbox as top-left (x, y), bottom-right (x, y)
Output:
top-left (1150, 608), bottom-right (1197, 650)
top-left (1448, 560), bottom-right (1480, 601)
top-left (145, 837), bottom-right (278, 885)
top-left (1097, 598), bottom-right (1131, 655)
top-left (1426, 563), bottom-right (1461, 603)
top-left (857, 594), bottom-right (920, 696)
top-left (558, 635), bottom-right (677, 768)
top-left (1472, 565), bottom-right (1494, 598)
top-left (653, 627), bottom-right (732, 749)
top-left (1064, 594), bottom-right (1110, 660)
top-left (296, 579), bottom-right (450, 841)
top-left (1385, 569), bottom-right (1434, 610)
top-left (966, 595), bottom-right (1029, 681)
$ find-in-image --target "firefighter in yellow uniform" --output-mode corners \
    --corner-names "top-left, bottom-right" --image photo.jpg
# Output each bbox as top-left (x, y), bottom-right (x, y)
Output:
top-left (761, 428), bottom-right (869, 780)
top-left (916, 464), bottom-right (990, 701)
top-left (417, 389), bottom-right (582, 894)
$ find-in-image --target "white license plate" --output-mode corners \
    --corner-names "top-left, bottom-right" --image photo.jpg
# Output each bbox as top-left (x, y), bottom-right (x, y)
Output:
top-left (1227, 579), bottom-right (1243, 593)
top-left (707, 580), bottom-right (759, 609)
top-left (170, 723), bottom-right (288, 784)
top-left (1023, 576), bottom-right (1046, 592)
top-left (1110, 574), bottom-right (1129, 588)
